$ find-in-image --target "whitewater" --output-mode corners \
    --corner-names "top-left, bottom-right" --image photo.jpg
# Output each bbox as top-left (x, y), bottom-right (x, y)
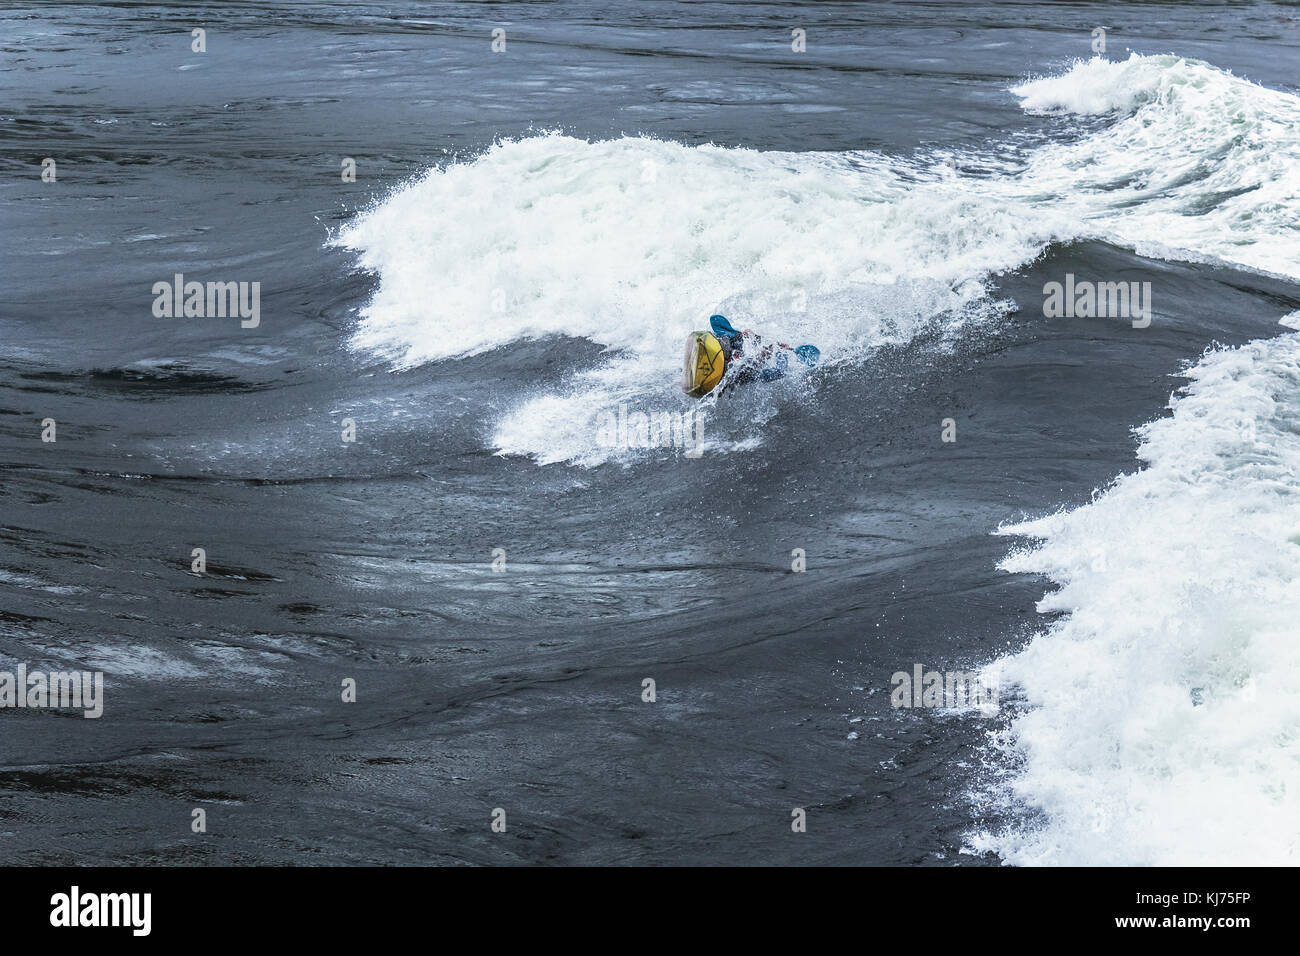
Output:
top-left (965, 59), bottom-right (1300, 867)
top-left (337, 52), bottom-right (1300, 865)
top-left (7, 0), bottom-right (1297, 867)
top-left (336, 54), bottom-right (1299, 470)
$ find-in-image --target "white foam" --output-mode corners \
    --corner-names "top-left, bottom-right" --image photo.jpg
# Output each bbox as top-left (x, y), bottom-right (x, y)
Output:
top-left (333, 135), bottom-right (1043, 368)
top-left (1003, 54), bottom-right (1300, 280)
top-left (1014, 53), bottom-right (1186, 115)
top-left (970, 332), bottom-right (1300, 865)
top-left (334, 134), bottom-right (1052, 464)
top-left (334, 54), bottom-right (1300, 466)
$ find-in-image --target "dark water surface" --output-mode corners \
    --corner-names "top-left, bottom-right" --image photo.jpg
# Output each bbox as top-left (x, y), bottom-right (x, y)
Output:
top-left (2, 2), bottom-right (1298, 864)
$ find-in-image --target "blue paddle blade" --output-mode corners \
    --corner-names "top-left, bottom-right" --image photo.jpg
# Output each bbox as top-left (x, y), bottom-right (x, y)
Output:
top-left (709, 314), bottom-right (740, 337)
top-left (794, 344), bottom-right (820, 366)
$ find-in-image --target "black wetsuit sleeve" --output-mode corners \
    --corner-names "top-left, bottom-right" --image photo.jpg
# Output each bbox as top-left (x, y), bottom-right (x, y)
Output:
top-left (718, 333), bottom-right (739, 364)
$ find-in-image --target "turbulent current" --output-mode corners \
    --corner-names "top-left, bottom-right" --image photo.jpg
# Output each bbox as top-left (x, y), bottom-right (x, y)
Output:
top-left (2, 2), bottom-right (1297, 865)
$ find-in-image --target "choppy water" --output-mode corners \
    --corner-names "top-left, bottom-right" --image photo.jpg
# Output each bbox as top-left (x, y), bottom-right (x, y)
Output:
top-left (2, 1), bottom-right (1298, 865)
